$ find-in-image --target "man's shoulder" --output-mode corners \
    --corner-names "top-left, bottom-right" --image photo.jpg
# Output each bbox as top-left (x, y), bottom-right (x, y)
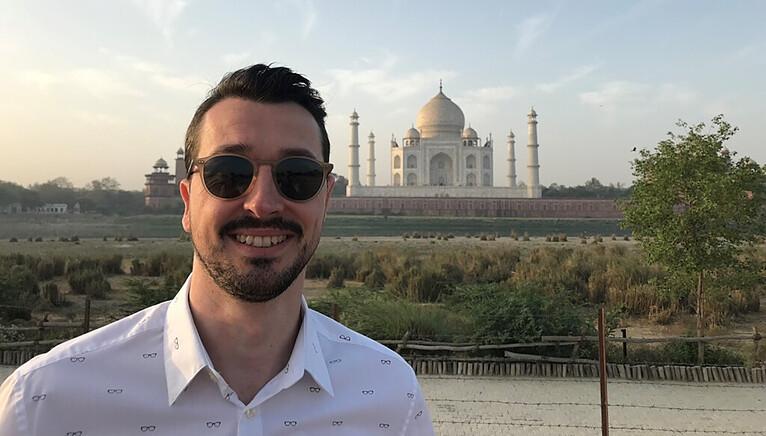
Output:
top-left (308, 308), bottom-right (412, 370)
top-left (12, 300), bottom-right (170, 380)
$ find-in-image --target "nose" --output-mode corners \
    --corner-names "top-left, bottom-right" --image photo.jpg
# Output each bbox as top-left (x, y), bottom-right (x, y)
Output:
top-left (242, 164), bottom-right (284, 218)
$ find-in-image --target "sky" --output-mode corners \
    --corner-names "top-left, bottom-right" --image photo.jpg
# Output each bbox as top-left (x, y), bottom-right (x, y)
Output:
top-left (1, 0), bottom-right (764, 191)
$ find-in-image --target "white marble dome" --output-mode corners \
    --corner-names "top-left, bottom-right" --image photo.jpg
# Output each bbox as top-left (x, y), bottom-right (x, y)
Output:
top-left (403, 126), bottom-right (420, 139)
top-left (415, 89), bottom-right (465, 139)
top-left (462, 126), bottom-right (478, 139)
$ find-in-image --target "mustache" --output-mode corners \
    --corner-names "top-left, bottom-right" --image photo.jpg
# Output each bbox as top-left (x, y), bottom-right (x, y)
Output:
top-left (220, 216), bottom-right (303, 237)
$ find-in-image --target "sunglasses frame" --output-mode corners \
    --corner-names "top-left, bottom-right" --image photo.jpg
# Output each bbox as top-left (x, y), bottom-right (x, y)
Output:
top-left (188, 153), bottom-right (334, 202)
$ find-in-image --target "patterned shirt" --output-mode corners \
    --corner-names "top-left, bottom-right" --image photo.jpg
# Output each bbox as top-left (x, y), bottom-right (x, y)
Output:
top-left (0, 276), bottom-right (434, 435)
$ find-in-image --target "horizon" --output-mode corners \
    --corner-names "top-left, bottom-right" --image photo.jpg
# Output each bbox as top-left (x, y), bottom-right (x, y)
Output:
top-left (1, 1), bottom-right (764, 191)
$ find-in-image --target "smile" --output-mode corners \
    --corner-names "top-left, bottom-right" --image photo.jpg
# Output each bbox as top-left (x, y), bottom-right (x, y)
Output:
top-left (233, 234), bottom-right (289, 248)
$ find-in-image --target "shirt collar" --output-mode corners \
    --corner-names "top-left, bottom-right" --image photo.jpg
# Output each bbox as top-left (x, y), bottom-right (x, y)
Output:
top-left (164, 274), bottom-right (334, 406)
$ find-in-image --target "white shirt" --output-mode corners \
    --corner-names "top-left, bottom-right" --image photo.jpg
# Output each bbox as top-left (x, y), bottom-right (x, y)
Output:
top-left (0, 275), bottom-right (434, 435)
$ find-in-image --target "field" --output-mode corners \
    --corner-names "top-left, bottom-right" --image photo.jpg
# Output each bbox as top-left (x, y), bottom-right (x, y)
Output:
top-left (0, 213), bottom-right (627, 239)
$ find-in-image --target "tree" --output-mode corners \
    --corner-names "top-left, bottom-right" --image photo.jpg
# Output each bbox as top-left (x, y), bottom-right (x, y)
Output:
top-left (621, 115), bottom-right (766, 363)
top-left (85, 177), bottom-right (121, 191)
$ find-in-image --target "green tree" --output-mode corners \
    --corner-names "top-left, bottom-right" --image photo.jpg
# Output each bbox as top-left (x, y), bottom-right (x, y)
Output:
top-left (621, 115), bottom-right (766, 362)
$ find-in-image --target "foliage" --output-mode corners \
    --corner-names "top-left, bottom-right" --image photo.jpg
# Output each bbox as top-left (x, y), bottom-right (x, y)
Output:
top-left (621, 115), bottom-right (766, 338)
top-left (126, 278), bottom-right (177, 309)
top-left (444, 283), bottom-right (594, 344)
top-left (67, 269), bottom-right (110, 299)
top-left (310, 287), bottom-right (471, 341)
top-left (543, 178), bottom-right (632, 199)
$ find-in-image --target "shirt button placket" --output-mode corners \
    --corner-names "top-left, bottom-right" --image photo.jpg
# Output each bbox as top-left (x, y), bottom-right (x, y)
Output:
top-left (238, 407), bottom-right (262, 436)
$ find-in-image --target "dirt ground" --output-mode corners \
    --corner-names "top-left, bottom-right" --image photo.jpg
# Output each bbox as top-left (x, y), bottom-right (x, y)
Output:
top-left (2, 366), bottom-right (763, 435)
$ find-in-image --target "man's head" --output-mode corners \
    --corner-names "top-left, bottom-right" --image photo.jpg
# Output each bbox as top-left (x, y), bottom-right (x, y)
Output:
top-left (180, 64), bottom-right (334, 303)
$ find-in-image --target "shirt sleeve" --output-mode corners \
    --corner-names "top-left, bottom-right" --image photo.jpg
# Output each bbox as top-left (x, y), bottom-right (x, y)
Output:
top-left (0, 371), bottom-right (24, 436)
top-left (403, 375), bottom-right (435, 436)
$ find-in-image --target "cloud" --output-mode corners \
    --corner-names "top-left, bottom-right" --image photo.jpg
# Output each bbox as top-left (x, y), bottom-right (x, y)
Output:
top-left (537, 64), bottom-right (600, 93)
top-left (72, 111), bottom-right (125, 126)
top-left (579, 81), bottom-right (697, 110)
top-left (132, 0), bottom-right (188, 43)
top-left (579, 81), bottom-right (648, 107)
top-left (282, 0), bottom-right (317, 39)
top-left (513, 14), bottom-right (553, 59)
top-left (222, 52), bottom-right (252, 66)
top-left (100, 48), bottom-right (209, 93)
top-left (324, 56), bottom-right (456, 103)
top-left (17, 68), bottom-right (143, 98)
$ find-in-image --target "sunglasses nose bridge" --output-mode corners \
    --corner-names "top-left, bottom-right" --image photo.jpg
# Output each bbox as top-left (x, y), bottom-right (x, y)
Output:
top-left (242, 163), bottom-right (285, 216)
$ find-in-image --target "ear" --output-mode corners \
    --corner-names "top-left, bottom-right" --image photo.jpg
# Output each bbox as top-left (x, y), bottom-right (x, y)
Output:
top-left (180, 178), bottom-right (192, 233)
top-left (323, 173), bottom-right (336, 208)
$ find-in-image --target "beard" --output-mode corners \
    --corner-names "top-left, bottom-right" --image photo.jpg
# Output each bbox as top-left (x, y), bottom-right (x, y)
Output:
top-left (191, 216), bottom-right (318, 303)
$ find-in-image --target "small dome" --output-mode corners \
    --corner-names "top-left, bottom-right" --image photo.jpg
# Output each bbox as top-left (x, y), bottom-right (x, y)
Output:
top-left (415, 87), bottom-right (465, 139)
top-left (462, 126), bottom-right (478, 139)
top-left (176, 147), bottom-right (184, 156)
top-left (153, 158), bottom-right (168, 169)
top-left (404, 127), bottom-right (420, 139)
top-left (528, 107), bottom-right (537, 117)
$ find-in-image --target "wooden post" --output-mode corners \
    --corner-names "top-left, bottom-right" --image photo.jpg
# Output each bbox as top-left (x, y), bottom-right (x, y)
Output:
top-left (754, 327), bottom-right (761, 364)
top-left (598, 306), bottom-right (609, 436)
top-left (331, 303), bottom-right (339, 321)
top-left (83, 297), bottom-right (91, 335)
top-left (621, 328), bottom-right (627, 360)
top-left (697, 271), bottom-right (705, 365)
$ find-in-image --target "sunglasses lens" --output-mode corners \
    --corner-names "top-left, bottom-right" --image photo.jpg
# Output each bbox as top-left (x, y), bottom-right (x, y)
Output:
top-left (274, 157), bottom-right (325, 201)
top-left (202, 156), bottom-right (254, 199)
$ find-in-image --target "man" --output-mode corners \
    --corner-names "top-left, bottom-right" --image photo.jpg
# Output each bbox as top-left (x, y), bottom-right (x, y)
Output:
top-left (0, 64), bottom-right (434, 435)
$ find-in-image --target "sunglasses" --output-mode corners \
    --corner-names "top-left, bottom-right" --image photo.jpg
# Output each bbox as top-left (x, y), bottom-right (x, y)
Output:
top-left (188, 154), bottom-right (334, 202)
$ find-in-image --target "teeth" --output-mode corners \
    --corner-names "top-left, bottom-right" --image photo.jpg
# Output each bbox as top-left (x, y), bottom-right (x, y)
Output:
top-left (234, 234), bottom-right (288, 248)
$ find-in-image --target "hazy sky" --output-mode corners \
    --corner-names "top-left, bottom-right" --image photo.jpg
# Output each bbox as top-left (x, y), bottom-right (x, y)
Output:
top-left (1, 0), bottom-right (764, 191)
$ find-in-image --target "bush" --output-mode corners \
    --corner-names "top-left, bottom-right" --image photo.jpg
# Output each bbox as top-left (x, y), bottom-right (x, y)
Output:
top-left (522, 232), bottom-right (530, 241)
top-left (127, 278), bottom-right (176, 309)
top-left (67, 269), bottom-right (110, 298)
top-left (99, 255), bottom-right (124, 275)
top-left (445, 282), bottom-right (594, 345)
top-left (34, 237), bottom-right (43, 242)
top-left (310, 288), bottom-right (471, 341)
top-left (70, 235), bottom-right (80, 242)
top-left (41, 282), bottom-right (66, 306)
top-left (327, 267), bottom-right (345, 288)
top-left (9, 237), bottom-right (18, 243)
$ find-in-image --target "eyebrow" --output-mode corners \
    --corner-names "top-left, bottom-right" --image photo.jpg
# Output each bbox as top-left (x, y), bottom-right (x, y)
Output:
top-left (212, 144), bottom-right (320, 160)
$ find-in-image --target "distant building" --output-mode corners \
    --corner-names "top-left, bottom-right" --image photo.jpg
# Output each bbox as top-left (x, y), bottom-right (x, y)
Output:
top-left (144, 153), bottom-right (183, 209)
top-left (1, 202), bottom-right (23, 214)
top-left (346, 84), bottom-right (542, 198)
top-left (36, 203), bottom-right (68, 214)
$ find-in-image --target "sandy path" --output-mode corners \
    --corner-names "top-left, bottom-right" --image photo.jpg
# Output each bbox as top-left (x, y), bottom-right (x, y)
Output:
top-left (421, 375), bottom-right (766, 435)
top-left (2, 367), bottom-right (764, 435)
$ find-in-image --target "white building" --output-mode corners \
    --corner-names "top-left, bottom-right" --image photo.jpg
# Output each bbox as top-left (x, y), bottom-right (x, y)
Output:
top-left (346, 84), bottom-right (542, 198)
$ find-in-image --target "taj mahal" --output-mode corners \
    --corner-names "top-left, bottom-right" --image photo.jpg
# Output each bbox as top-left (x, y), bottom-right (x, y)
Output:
top-left (345, 83), bottom-right (542, 198)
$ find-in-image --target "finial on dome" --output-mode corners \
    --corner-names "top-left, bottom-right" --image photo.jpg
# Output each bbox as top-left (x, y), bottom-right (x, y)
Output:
top-left (439, 79), bottom-right (443, 93)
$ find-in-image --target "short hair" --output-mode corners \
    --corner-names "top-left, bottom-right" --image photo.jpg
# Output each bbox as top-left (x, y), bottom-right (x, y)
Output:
top-left (184, 64), bottom-right (330, 173)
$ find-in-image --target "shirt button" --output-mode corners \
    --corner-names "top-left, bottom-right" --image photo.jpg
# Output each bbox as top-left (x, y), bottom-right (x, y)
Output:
top-left (245, 408), bottom-right (256, 419)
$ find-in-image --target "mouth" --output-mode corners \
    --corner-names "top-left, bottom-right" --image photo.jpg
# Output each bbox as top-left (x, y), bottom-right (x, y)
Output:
top-left (229, 233), bottom-right (291, 249)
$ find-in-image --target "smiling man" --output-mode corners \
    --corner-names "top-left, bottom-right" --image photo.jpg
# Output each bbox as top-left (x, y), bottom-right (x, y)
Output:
top-left (0, 65), bottom-right (434, 435)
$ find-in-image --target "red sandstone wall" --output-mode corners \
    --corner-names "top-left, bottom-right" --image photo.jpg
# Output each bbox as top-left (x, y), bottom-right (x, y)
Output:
top-left (327, 197), bottom-right (623, 219)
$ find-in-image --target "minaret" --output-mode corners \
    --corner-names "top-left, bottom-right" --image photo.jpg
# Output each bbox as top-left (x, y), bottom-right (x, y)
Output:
top-left (507, 129), bottom-right (517, 188)
top-left (526, 107), bottom-right (540, 197)
top-left (366, 131), bottom-right (376, 186)
top-left (348, 110), bottom-right (361, 187)
top-left (174, 147), bottom-right (186, 192)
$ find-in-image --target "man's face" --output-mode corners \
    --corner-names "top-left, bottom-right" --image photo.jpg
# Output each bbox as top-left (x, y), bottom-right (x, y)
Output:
top-left (180, 98), bottom-right (334, 302)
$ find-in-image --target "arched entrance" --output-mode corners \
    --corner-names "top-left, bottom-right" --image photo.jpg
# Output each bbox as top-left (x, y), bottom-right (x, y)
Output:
top-left (429, 153), bottom-right (453, 186)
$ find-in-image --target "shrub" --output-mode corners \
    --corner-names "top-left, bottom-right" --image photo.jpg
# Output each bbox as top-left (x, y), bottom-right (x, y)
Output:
top-left (127, 278), bottom-right (176, 309)
top-left (522, 232), bottom-right (530, 241)
top-left (327, 268), bottom-right (345, 289)
top-left (9, 237), bottom-right (18, 243)
top-left (58, 237), bottom-right (69, 242)
top-left (363, 268), bottom-right (386, 289)
top-left (127, 236), bottom-right (139, 241)
top-left (41, 282), bottom-right (66, 306)
top-left (34, 237), bottom-right (43, 242)
top-left (67, 269), bottom-right (110, 299)
top-left (70, 235), bottom-right (80, 242)
top-left (99, 255), bottom-right (124, 275)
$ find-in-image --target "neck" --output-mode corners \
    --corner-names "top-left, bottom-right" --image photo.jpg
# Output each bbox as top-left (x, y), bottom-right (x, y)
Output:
top-left (188, 263), bottom-right (304, 404)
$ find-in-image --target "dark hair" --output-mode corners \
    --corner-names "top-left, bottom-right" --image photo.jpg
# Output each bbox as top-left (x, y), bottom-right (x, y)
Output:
top-left (184, 64), bottom-right (330, 173)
